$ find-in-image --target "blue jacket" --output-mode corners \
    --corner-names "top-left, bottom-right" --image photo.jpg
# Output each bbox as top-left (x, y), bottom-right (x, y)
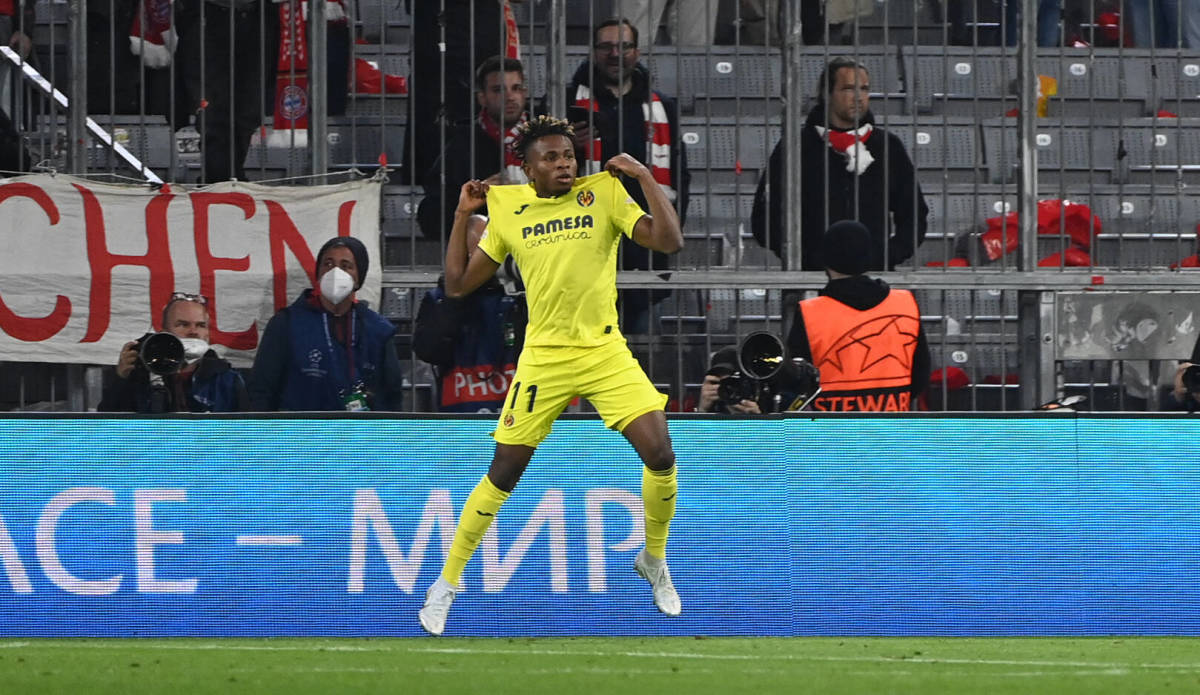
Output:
top-left (413, 279), bottom-right (526, 413)
top-left (249, 290), bottom-right (404, 411)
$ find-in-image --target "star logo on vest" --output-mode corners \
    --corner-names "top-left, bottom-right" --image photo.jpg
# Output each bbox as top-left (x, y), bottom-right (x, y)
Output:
top-left (823, 314), bottom-right (918, 374)
top-left (576, 190), bottom-right (595, 207)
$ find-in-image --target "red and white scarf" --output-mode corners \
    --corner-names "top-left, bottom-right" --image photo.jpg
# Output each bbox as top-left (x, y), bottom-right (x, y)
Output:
top-left (478, 108), bottom-right (528, 183)
top-left (501, 0), bottom-right (520, 59)
top-left (572, 84), bottom-right (676, 202)
top-left (814, 123), bottom-right (874, 175)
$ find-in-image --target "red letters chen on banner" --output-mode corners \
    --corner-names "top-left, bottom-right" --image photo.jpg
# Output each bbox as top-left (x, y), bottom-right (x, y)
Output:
top-left (0, 175), bottom-right (382, 365)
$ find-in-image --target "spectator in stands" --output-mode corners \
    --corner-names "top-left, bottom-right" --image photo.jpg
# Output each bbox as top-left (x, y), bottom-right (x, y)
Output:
top-left (0, 0), bottom-right (34, 110)
top-left (567, 17), bottom-right (690, 333)
top-left (402, 0), bottom-right (524, 185)
top-left (1185, 0), bottom-right (1200, 48)
top-left (85, 0), bottom-right (188, 122)
top-left (786, 220), bottom-right (930, 412)
top-left (174, 0), bottom-right (279, 183)
top-left (751, 56), bottom-right (927, 271)
top-left (249, 236), bottom-right (404, 411)
top-left (1129, 0), bottom-right (1181, 48)
top-left (418, 55), bottom-right (534, 240)
top-left (0, 0), bottom-right (31, 174)
top-left (1004, 0), bottom-right (1062, 47)
top-left (736, 0), bottom-right (876, 46)
top-left (98, 292), bottom-right (248, 413)
top-left (737, 0), bottom-right (781, 45)
top-left (623, 0), bottom-right (721, 46)
top-left (695, 346), bottom-right (762, 414)
top-left (413, 221), bottom-right (526, 413)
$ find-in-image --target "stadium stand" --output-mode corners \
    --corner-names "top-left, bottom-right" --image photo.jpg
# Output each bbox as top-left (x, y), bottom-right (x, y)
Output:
top-left (5, 2), bottom-right (1199, 412)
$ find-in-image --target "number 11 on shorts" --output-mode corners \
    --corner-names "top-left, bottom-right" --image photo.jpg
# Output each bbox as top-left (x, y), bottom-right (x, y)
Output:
top-left (509, 382), bottom-right (538, 412)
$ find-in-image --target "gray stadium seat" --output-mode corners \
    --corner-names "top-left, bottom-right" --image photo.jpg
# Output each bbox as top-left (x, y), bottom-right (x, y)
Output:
top-left (379, 286), bottom-right (417, 321)
top-left (684, 183), bottom-right (756, 238)
top-left (705, 288), bottom-right (782, 335)
top-left (380, 185), bottom-right (422, 239)
top-left (681, 118), bottom-right (782, 184)
top-left (1118, 118), bottom-right (1200, 185)
top-left (927, 340), bottom-right (1020, 381)
top-left (882, 116), bottom-right (984, 183)
top-left (1037, 50), bottom-right (1152, 117)
top-left (679, 116), bottom-right (780, 185)
top-left (355, 0), bottom-right (412, 44)
top-left (1083, 190), bottom-right (1198, 267)
top-left (659, 48), bottom-right (782, 116)
top-left (343, 92), bottom-right (407, 119)
top-left (981, 118), bottom-right (1122, 185)
top-left (326, 118), bottom-right (405, 169)
top-left (902, 46), bottom-right (1022, 116)
top-left (1150, 52), bottom-right (1200, 117)
top-left (80, 115), bottom-right (173, 174)
top-left (674, 233), bottom-right (725, 267)
top-left (903, 47), bottom-right (1153, 118)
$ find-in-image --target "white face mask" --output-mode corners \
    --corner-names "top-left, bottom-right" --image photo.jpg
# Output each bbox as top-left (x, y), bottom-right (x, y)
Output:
top-left (320, 266), bottom-right (355, 305)
top-left (180, 338), bottom-right (209, 364)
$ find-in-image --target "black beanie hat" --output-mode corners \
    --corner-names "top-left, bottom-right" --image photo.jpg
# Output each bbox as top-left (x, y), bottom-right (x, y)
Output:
top-left (820, 220), bottom-right (872, 275)
top-left (316, 236), bottom-right (369, 290)
top-left (706, 346), bottom-right (740, 378)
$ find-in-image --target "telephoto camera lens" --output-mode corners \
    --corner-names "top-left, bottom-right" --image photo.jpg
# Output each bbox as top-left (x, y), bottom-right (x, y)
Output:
top-left (138, 332), bottom-right (186, 375)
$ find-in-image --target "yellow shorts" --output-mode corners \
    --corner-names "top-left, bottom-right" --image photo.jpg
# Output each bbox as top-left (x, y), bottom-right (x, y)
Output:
top-left (493, 340), bottom-right (668, 447)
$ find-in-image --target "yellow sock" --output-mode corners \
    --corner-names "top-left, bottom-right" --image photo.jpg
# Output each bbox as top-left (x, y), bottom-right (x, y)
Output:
top-left (641, 465), bottom-right (676, 559)
top-left (441, 474), bottom-right (510, 587)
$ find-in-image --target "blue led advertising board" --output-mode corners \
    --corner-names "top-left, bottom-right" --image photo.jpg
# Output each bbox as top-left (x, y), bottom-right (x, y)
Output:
top-left (0, 415), bottom-right (1197, 637)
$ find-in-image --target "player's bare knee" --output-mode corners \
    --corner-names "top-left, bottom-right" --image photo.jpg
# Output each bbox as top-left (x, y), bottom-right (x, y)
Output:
top-left (642, 441), bottom-right (675, 472)
top-left (488, 445), bottom-right (534, 491)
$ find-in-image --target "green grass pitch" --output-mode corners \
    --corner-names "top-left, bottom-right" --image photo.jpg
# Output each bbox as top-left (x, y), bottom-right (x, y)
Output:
top-left (2, 637), bottom-right (1199, 694)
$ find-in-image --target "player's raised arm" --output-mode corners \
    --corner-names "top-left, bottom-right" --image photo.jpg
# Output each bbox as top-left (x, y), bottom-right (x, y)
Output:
top-left (605, 153), bottom-right (683, 254)
top-left (445, 180), bottom-right (502, 299)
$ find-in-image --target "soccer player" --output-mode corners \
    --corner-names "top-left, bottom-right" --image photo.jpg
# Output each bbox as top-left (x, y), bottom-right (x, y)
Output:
top-left (418, 115), bottom-right (684, 636)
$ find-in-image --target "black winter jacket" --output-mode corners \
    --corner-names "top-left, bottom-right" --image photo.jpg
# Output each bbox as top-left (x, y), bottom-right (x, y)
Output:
top-left (752, 107), bottom-right (929, 271)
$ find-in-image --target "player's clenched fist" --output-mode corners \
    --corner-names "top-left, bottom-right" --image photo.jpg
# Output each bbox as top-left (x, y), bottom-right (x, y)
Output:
top-left (456, 179), bottom-right (490, 215)
top-left (603, 153), bottom-right (650, 180)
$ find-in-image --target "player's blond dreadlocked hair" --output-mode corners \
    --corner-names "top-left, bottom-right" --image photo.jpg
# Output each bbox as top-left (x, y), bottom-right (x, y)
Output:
top-left (515, 115), bottom-right (575, 161)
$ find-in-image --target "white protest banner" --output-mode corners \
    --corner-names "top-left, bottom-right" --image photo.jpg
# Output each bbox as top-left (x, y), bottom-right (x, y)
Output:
top-left (0, 174), bottom-right (382, 366)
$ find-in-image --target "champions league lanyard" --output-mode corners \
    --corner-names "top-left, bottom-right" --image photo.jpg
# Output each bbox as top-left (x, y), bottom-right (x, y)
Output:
top-left (321, 309), bottom-right (362, 405)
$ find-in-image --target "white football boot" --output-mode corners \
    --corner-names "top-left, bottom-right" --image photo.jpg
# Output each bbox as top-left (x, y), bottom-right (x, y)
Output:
top-left (418, 577), bottom-right (458, 636)
top-left (634, 549), bottom-right (681, 617)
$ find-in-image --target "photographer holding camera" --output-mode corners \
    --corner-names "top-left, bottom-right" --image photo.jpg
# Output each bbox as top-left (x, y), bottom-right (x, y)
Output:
top-left (1172, 335), bottom-right (1200, 412)
top-left (696, 347), bottom-right (762, 414)
top-left (787, 220), bottom-right (930, 412)
top-left (98, 293), bottom-right (248, 413)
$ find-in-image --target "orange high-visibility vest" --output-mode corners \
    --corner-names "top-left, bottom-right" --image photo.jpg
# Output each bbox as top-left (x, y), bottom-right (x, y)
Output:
top-left (799, 289), bottom-right (920, 412)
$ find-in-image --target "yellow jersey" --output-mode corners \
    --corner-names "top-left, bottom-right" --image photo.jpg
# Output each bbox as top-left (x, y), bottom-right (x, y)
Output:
top-left (478, 172), bottom-right (647, 348)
